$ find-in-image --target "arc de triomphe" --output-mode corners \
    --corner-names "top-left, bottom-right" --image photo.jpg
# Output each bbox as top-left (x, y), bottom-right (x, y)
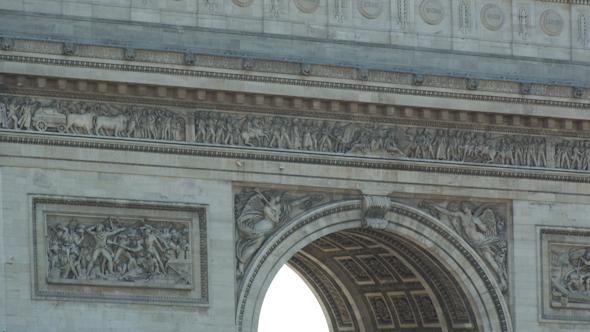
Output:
top-left (1, 1), bottom-right (590, 331)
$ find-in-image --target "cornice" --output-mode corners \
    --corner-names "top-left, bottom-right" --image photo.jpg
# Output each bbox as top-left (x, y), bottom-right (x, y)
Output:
top-left (1, 36), bottom-right (589, 105)
top-left (2, 72), bottom-right (590, 134)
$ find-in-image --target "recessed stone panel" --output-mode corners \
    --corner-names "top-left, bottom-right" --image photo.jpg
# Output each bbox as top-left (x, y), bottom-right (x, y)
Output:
top-left (540, 227), bottom-right (590, 322)
top-left (31, 195), bottom-right (208, 306)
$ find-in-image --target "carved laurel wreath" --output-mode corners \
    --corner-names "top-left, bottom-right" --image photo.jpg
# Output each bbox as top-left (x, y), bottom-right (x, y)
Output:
top-left (357, 0), bottom-right (383, 20)
top-left (295, 0), bottom-right (320, 13)
top-left (232, 0), bottom-right (255, 7)
top-left (480, 4), bottom-right (504, 31)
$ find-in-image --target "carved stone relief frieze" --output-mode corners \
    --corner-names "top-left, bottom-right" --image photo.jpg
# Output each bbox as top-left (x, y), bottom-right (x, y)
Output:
top-left (194, 110), bottom-right (549, 170)
top-left (234, 188), bottom-right (325, 278)
top-left (0, 96), bottom-right (185, 141)
top-left (419, 200), bottom-right (509, 293)
top-left (540, 227), bottom-right (590, 322)
top-left (47, 217), bottom-right (191, 287)
top-left (32, 196), bottom-right (207, 305)
top-left (554, 138), bottom-right (590, 171)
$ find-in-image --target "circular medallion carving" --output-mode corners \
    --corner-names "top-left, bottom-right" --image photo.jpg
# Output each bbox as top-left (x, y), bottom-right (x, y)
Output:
top-left (295, 0), bottom-right (320, 13)
top-left (419, 0), bottom-right (444, 25)
top-left (357, 0), bottom-right (383, 19)
top-left (480, 4), bottom-right (504, 31)
top-left (540, 10), bottom-right (564, 36)
top-left (232, 0), bottom-right (254, 7)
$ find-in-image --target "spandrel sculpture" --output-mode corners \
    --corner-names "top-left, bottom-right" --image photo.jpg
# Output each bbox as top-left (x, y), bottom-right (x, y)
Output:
top-left (46, 216), bottom-right (192, 287)
top-left (419, 201), bottom-right (508, 293)
top-left (235, 188), bottom-right (324, 279)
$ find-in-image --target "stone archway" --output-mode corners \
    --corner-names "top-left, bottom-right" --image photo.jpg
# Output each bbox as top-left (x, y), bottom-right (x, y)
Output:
top-left (237, 198), bottom-right (512, 332)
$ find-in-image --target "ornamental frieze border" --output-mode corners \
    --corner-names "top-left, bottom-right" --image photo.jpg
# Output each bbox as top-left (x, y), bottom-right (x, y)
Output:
top-left (1, 34), bottom-right (589, 102)
top-left (4, 86), bottom-right (590, 140)
top-left (4, 92), bottom-right (590, 174)
top-left (31, 195), bottom-right (209, 306)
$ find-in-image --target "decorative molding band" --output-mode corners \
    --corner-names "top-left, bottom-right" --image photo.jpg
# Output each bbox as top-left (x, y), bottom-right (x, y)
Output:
top-left (2, 88), bottom-right (590, 139)
top-left (3, 134), bottom-right (590, 185)
top-left (1, 35), bottom-right (589, 101)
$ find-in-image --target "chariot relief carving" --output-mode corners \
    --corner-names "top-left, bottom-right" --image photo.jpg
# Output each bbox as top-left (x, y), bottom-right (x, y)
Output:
top-left (234, 188), bottom-right (324, 278)
top-left (0, 97), bottom-right (185, 140)
top-left (419, 201), bottom-right (508, 292)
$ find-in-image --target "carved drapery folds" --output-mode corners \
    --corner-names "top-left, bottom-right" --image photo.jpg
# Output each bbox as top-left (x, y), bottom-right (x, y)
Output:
top-left (362, 195), bottom-right (391, 229)
top-left (234, 188), bottom-right (324, 279)
top-left (419, 201), bottom-right (508, 293)
top-left (0, 96), bottom-right (185, 140)
top-left (194, 110), bottom-right (548, 169)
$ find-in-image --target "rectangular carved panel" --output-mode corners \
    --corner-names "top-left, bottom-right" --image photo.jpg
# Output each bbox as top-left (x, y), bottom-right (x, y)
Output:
top-left (540, 227), bottom-right (590, 322)
top-left (31, 196), bottom-right (208, 305)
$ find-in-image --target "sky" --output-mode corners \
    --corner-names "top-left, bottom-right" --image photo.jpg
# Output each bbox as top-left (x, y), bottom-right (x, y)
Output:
top-left (258, 265), bottom-right (330, 332)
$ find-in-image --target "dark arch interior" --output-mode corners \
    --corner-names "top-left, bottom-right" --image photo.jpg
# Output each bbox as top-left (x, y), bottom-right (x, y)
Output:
top-left (286, 229), bottom-right (479, 332)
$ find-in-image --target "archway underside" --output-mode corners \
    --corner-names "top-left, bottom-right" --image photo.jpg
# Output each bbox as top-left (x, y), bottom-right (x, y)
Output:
top-left (286, 229), bottom-right (478, 332)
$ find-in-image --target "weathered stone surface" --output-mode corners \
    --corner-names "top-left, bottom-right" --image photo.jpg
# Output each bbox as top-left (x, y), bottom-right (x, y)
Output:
top-left (2, 1), bottom-right (590, 331)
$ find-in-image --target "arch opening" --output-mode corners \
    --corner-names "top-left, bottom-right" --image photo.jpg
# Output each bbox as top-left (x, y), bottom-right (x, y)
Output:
top-left (237, 199), bottom-right (511, 332)
top-left (258, 265), bottom-right (329, 332)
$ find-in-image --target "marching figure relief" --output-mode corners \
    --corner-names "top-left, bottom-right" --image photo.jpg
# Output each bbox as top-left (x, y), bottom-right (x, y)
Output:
top-left (419, 201), bottom-right (509, 293)
top-left (193, 111), bottom-right (552, 169)
top-left (46, 216), bottom-right (192, 287)
top-left (6, 96), bottom-right (590, 172)
top-left (234, 188), bottom-right (324, 279)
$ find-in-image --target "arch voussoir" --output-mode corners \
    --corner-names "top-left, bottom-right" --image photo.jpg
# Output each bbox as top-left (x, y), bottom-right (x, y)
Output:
top-left (237, 199), bottom-right (511, 332)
